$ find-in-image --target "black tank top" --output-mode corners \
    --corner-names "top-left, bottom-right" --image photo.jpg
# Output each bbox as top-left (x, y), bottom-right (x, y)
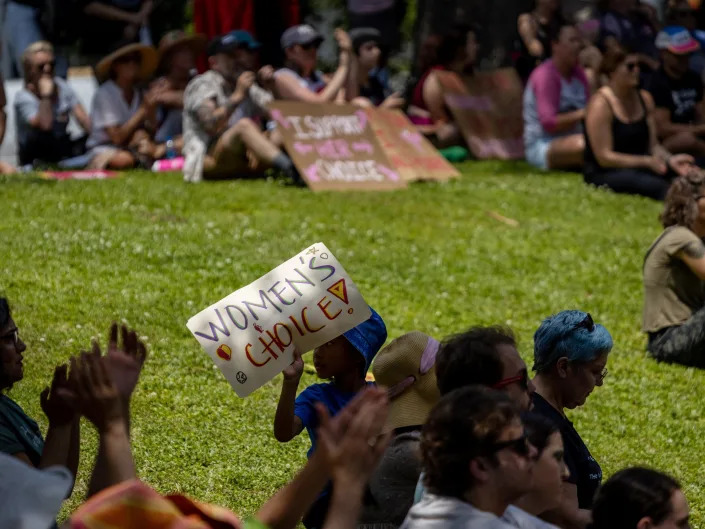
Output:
top-left (584, 90), bottom-right (650, 174)
top-left (514, 13), bottom-right (562, 83)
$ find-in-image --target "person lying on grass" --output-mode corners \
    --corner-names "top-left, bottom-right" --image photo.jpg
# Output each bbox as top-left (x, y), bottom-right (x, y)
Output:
top-left (531, 310), bottom-right (613, 529)
top-left (182, 31), bottom-right (298, 183)
top-left (274, 308), bottom-right (387, 529)
top-left (57, 338), bottom-right (391, 529)
top-left (591, 468), bottom-right (690, 529)
top-left (644, 172), bottom-right (705, 368)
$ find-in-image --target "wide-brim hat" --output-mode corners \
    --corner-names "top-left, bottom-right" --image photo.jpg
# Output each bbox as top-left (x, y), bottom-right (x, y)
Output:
top-left (373, 331), bottom-right (441, 432)
top-left (95, 43), bottom-right (158, 83)
top-left (158, 31), bottom-right (207, 69)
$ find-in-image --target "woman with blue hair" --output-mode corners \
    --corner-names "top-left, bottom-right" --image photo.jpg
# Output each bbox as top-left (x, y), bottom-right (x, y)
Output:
top-left (531, 310), bottom-right (613, 529)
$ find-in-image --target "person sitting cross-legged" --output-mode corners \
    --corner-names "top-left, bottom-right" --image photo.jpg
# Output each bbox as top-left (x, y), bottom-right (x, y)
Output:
top-left (14, 41), bottom-right (91, 167)
top-left (401, 386), bottom-right (537, 529)
top-left (523, 23), bottom-right (590, 171)
top-left (182, 31), bottom-right (297, 183)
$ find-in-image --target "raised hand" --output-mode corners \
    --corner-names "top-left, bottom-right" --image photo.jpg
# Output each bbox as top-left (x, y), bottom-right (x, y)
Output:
top-left (103, 323), bottom-right (147, 405)
top-left (334, 28), bottom-right (352, 54)
top-left (315, 387), bottom-right (391, 485)
top-left (58, 351), bottom-right (124, 432)
top-left (282, 348), bottom-right (304, 381)
top-left (234, 71), bottom-right (256, 101)
top-left (40, 363), bottom-right (75, 426)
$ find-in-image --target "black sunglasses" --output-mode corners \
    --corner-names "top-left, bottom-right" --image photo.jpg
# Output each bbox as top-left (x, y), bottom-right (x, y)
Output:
top-left (574, 312), bottom-right (595, 332)
top-left (487, 433), bottom-right (531, 457)
top-left (300, 42), bottom-right (319, 51)
top-left (625, 61), bottom-right (640, 72)
top-left (36, 59), bottom-right (56, 70)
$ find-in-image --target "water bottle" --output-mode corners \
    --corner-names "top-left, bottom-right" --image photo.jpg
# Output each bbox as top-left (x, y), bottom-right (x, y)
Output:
top-left (165, 138), bottom-right (176, 159)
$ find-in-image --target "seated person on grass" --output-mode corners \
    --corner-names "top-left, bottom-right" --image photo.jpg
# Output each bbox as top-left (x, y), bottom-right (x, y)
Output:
top-left (0, 298), bottom-right (80, 490)
top-left (524, 23), bottom-right (590, 171)
top-left (401, 386), bottom-right (536, 529)
top-left (274, 308), bottom-right (387, 529)
top-left (346, 27), bottom-right (404, 109)
top-left (644, 172), bottom-right (705, 368)
top-left (153, 31), bottom-right (207, 152)
top-left (408, 27), bottom-right (478, 147)
top-left (86, 42), bottom-right (166, 169)
top-left (182, 31), bottom-right (297, 183)
top-left (274, 25), bottom-right (353, 103)
top-left (14, 41), bottom-right (91, 167)
top-left (647, 27), bottom-right (705, 159)
top-left (0, 56), bottom-right (16, 174)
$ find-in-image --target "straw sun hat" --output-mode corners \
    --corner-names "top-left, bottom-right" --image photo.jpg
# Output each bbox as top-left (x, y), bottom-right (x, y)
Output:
top-left (94, 42), bottom-right (158, 83)
top-left (373, 331), bottom-right (441, 432)
top-left (158, 30), bottom-right (207, 70)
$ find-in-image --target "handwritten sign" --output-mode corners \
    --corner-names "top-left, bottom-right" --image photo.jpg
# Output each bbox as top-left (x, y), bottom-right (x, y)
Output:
top-left (437, 69), bottom-right (524, 160)
top-left (187, 243), bottom-right (371, 397)
top-left (366, 108), bottom-right (459, 182)
top-left (269, 101), bottom-right (407, 191)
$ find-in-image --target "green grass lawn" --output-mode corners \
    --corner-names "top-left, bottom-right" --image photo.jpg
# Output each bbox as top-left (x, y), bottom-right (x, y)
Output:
top-left (3, 162), bottom-right (705, 525)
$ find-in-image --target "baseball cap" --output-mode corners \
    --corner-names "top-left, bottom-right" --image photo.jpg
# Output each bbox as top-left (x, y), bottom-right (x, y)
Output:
top-left (343, 307), bottom-right (387, 373)
top-left (655, 26), bottom-right (700, 54)
top-left (207, 30), bottom-right (261, 57)
top-left (373, 331), bottom-right (441, 431)
top-left (349, 27), bottom-right (382, 54)
top-left (0, 452), bottom-right (72, 529)
top-left (280, 24), bottom-right (324, 50)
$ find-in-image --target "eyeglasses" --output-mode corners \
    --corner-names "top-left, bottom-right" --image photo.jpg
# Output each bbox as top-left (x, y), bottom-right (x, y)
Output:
top-left (595, 367), bottom-right (609, 384)
top-left (487, 433), bottom-right (531, 457)
top-left (492, 370), bottom-right (529, 391)
top-left (0, 329), bottom-right (19, 347)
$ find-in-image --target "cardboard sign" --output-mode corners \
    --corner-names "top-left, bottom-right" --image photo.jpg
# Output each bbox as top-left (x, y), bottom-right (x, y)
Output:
top-left (39, 170), bottom-right (119, 181)
top-left (268, 101), bottom-right (406, 191)
top-left (187, 243), bottom-right (371, 397)
top-left (366, 108), bottom-right (460, 182)
top-left (437, 69), bottom-right (525, 160)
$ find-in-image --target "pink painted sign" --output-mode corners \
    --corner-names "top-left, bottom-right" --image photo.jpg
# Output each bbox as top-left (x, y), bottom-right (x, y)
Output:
top-left (268, 102), bottom-right (406, 192)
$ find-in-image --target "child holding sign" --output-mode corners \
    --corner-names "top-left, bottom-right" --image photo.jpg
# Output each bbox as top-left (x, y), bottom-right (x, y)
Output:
top-left (273, 307), bottom-right (387, 529)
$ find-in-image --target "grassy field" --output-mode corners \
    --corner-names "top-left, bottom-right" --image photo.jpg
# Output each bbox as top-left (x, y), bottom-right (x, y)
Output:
top-left (2, 162), bottom-right (705, 525)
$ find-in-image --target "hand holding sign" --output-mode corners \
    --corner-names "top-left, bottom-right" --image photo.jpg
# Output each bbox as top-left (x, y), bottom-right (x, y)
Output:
top-left (187, 243), bottom-right (371, 397)
top-left (282, 348), bottom-right (304, 381)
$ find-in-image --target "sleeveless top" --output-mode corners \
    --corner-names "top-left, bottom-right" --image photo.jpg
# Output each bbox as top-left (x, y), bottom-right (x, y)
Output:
top-left (584, 90), bottom-right (650, 175)
top-left (514, 13), bottom-right (561, 83)
top-left (411, 65), bottom-right (446, 112)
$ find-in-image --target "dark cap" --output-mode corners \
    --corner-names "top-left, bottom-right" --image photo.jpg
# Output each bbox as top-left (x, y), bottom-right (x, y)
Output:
top-left (349, 27), bottom-right (382, 54)
top-left (207, 30), bottom-right (261, 57)
top-left (280, 24), bottom-right (324, 50)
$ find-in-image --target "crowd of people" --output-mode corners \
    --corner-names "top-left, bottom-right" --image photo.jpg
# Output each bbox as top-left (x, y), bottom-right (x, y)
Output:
top-left (1, 0), bottom-right (705, 201)
top-left (1, 262), bottom-right (699, 528)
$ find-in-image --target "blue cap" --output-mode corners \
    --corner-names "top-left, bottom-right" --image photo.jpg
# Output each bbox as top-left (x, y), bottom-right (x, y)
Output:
top-left (228, 30), bottom-right (262, 50)
top-left (207, 30), bottom-right (261, 56)
top-left (655, 26), bottom-right (700, 55)
top-left (343, 307), bottom-right (387, 373)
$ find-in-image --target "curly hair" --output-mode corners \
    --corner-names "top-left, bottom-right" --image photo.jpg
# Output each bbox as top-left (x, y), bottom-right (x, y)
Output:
top-left (421, 386), bottom-right (518, 498)
top-left (661, 172), bottom-right (705, 229)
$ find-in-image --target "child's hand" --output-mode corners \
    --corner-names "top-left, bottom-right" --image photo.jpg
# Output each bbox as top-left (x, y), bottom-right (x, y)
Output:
top-left (282, 348), bottom-right (304, 381)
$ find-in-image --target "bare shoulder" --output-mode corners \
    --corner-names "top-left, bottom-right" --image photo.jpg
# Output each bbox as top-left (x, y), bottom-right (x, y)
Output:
top-left (640, 89), bottom-right (655, 111)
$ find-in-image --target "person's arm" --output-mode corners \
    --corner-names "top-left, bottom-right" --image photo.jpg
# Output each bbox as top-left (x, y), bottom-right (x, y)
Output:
top-left (677, 238), bottom-right (705, 279)
top-left (345, 54), bottom-right (361, 102)
top-left (73, 103), bottom-right (92, 134)
top-left (585, 91), bottom-right (665, 172)
top-left (534, 68), bottom-right (585, 134)
top-left (275, 29), bottom-right (352, 103)
top-left (27, 76), bottom-right (57, 131)
top-left (273, 350), bottom-right (304, 442)
top-left (422, 72), bottom-right (451, 123)
top-left (518, 13), bottom-right (543, 57)
top-left (156, 90), bottom-right (185, 109)
top-left (0, 74), bottom-right (6, 145)
top-left (644, 90), bottom-right (695, 176)
top-left (39, 364), bottom-right (80, 494)
top-left (540, 482), bottom-right (591, 529)
top-left (83, 2), bottom-right (141, 24)
top-left (194, 72), bottom-right (254, 136)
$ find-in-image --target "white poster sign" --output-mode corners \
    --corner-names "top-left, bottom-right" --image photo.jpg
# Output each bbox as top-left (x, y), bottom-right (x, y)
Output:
top-left (187, 243), bottom-right (371, 397)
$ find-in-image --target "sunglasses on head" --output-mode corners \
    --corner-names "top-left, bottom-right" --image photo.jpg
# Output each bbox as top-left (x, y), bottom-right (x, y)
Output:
top-left (487, 433), bottom-right (531, 457)
top-left (492, 370), bottom-right (529, 391)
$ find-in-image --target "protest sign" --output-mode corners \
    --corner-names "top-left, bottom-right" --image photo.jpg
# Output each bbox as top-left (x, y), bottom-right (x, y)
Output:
top-left (365, 108), bottom-right (459, 182)
top-left (437, 69), bottom-right (524, 160)
top-left (268, 101), bottom-right (406, 191)
top-left (187, 243), bottom-right (371, 397)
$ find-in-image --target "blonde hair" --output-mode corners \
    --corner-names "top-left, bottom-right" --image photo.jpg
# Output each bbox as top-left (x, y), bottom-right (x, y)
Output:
top-left (22, 41), bottom-right (54, 78)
